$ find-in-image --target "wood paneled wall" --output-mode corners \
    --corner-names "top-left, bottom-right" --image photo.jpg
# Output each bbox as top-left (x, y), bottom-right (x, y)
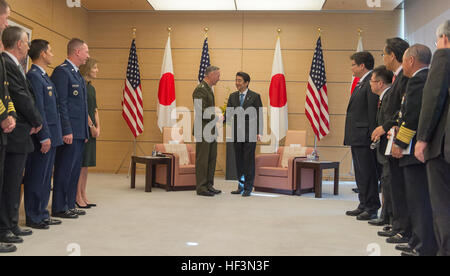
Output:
top-left (7, 2), bottom-right (403, 179)
top-left (9, 0), bottom-right (88, 72)
top-left (88, 11), bottom-right (402, 179)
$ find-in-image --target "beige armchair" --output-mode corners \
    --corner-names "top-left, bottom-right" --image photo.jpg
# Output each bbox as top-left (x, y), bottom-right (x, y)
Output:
top-left (254, 130), bottom-right (315, 195)
top-left (154, 127), bottom-right (196, 191)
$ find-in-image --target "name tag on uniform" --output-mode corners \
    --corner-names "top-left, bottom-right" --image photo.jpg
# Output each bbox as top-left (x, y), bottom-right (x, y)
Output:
top-left (72, 84), bottom-right (80, 88)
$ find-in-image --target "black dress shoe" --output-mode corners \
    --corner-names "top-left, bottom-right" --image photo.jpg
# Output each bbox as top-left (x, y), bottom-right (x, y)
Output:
top-left (43, 218), bottom-right (62, 226)
top-left (208, 188), bottom-right (222, 194)
top-left (0, 231), bottom-right (23, 244)
top-left (69, 209), bottom-right (86, 216)
top-left (87, 203), bottom-right (97, 207)
top-left (357, 211), bottom-right (378, 221)
top-left (387, 233), bottom-right (410, 244)
top-left (383, 225), bottom-right (392, 232)
top-left (395, 244), bottom-right (413, 253)
top-left (26, 221), bottom-right (50, 230)
top-left (11, 226), bottom-right (33, 236)
top-left (0, 243), bottom-right (16, 253)
top-left (197, 191), bottom-right (215, 197)
top-left (346, 208), bottom-right (364, 217)
top-left (401, 250), bottom-right (419, 256)
top-left (378, 229), bottom-right (398, 237)
top-left (242, 190), bottom-right (252, 197)
top-left (368, 218), bottom-right (389, 226)
top-left (231, 189), bottom-right (244, 195)
top-left (76, 203), bottom-right (91, 209)
top-left (352, 188), bottom-right (359, 193)
top-left (52, 211), bottom-right (78, 219)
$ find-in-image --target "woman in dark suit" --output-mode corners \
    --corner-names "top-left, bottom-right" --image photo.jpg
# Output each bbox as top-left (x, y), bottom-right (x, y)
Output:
top-left (76, 58), bottom-right (100, 208)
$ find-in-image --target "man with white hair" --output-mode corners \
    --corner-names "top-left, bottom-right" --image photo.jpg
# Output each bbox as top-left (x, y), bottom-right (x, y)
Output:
top-left (415, 20), bottom-right (450, 256)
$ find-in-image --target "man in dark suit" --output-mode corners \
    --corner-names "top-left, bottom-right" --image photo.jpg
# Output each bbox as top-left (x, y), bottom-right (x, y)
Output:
top-left (226, 72), bottom-right (263, 197)
top-left (344, 51), bottom-right (380, 220)
top-left (51, 38), bottom-right (89, 218)
top-left (23, 39), bottom-right (63, 230)
top-left (374, 38), bottom-right (412, 244)
top-left (0, 26), bottom-right (42, 245)
top-left (193, 66), bottom-right (222, 197)
top-left (0, 0), bottom-right (18, 254)
top-left (368, 66), bottom-right (393, 228)
top-left (415, 20), bottom-right (450, 256)
top-left (391, 44), bottom-right (437, 256)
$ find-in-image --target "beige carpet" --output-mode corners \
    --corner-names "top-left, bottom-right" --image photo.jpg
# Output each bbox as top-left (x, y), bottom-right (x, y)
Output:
top-left (5, 173), bottom-right (398, 256)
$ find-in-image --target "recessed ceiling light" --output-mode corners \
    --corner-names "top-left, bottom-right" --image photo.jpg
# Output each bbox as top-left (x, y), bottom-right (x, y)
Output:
top-left (236, 0), bottom-right (326, 11)
top-left (147, 0), bottom-right (236, 11)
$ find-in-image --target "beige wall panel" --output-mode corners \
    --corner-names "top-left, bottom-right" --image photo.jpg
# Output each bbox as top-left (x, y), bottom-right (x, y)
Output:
top-left (92, 141), bottom-right (134, 173)
top-left (51, 0), bottom-right (88, 40)
top-left (10, 0), bottom-right (53, 27)
top-left (88, 12), bottom-right (243, 49)
top-left (243, 12), bottom-right (402, 50)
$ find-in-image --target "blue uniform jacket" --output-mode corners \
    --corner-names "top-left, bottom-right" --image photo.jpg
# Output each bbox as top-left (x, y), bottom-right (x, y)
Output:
top-left (50, 60), bottom-right (89, 140)
top-left (27, 64), bottom-right (63, 148)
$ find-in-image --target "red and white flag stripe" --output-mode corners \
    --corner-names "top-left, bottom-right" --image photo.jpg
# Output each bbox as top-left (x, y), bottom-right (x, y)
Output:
top-left (122, 39), bottom-right (144, 138)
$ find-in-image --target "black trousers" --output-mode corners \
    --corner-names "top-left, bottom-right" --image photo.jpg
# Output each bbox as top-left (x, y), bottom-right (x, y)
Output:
top-left (403, 164), bottom-right (438, 256)
top-left (377, 153), bottom-right (393, 223)
top-left (195, 141), bottom-right (217, 193)
top-left (351, 146), bottom-right (380, 213)
top-left (388, 158), bottom-right (412, 236)
top-left (234, 142), bottom-right (256, 192)
top-left (0, 152), bottom-right (28, 233)
top-left (427, 156), bottom-right (450, 256)
top-left (0, 146), bottom-right (5, 213)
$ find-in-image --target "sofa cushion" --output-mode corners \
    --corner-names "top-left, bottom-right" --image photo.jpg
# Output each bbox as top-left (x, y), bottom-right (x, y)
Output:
top-left (259, 167), bottom-right (288, 178)
top-left (164, 144), bottom-right (190, 166)
top-left (179, 165), bottom-right (195, 175)
top-left (280, 145), bottom-right (308, 168)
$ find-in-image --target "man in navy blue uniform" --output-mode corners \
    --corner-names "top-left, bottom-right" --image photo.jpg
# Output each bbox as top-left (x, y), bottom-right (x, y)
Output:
top-left (23, 39), bottom-right (63, 229)
top-left (51, 38), bottom-right (89, 219)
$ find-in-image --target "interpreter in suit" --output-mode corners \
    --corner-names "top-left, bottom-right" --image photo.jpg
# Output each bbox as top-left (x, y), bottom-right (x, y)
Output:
top-left (368, 66), bottom-right (393, 227)
top-left (226, 72), bottom-right (263, 197)
top-left (0, 0), bottom-right (18, 254)
top-left (391, 44), bottom-right (437, 256)
top-left (193, 66), bottom-right (222, 197)
top-left (23, 39), bottom-right (63, 230)
top-left (415, 20), bottom-right (450, 256)
top-left (344, 51), bottom-right (380, 221)
top-left (51, 38), bottom-right (90, 219)
top-left (375, 38), bottom-right (413, 244)
top-left (0, 26), bottom-right (42, 245)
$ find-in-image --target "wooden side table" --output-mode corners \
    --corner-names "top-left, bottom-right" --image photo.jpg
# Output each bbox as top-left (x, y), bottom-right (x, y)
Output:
top-left (130, 156), bottom-right (172, 192)
top-left (295, 159), bottom-right (340, 198)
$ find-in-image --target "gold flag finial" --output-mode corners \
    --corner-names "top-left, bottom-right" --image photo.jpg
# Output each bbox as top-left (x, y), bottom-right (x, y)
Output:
top-left (168, 27), bottom-right (172, 36)
top-left (204, 27), bottom-right (209, 37)
top-left (318, 27), bottom-right (322, 37)
top-left (358, 28), bottom-right (363, 37)
top-left (132, 27), bottom-right (137, 39)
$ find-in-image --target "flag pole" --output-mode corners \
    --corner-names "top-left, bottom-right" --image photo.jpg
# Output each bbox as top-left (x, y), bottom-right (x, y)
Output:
top-left (127, 27), bottom-right (138, 177)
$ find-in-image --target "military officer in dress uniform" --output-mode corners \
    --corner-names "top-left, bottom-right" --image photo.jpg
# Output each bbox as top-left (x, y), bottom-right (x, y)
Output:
top-left (23, 39), bottom-right (63, 229)
top-left (51, 38), bottom-right (89, 219)
top-left (0, 0), bottom-right (17, 254)
top-left (391, 44), bottom-right (437, 256)
top-left (193, 66), bottom-right (222, 197)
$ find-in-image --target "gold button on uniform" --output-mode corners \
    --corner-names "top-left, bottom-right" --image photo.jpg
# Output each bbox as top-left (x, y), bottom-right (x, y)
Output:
top-left (49, 91), bottom-right (53, 97)
top-left (73, 90), bottom-right (79, 96)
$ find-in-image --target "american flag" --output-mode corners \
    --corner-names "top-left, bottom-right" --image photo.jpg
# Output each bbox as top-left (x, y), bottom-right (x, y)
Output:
top-left (305, 37), bottom-right (329, 140)
top-left (198, 38), bottom-right (211, 83)
top-left (122, 39), bottom-right (144, 138)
